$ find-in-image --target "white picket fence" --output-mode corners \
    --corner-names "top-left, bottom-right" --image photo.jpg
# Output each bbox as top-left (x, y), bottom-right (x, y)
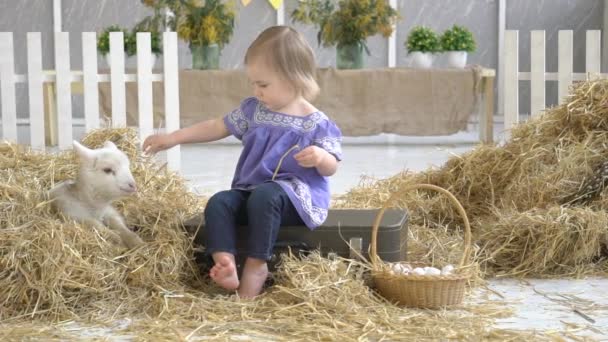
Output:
top-left (0, 31), bottom-right (181, 170)
top-left (4, 28), bottom-right (604, 164)
top-left (503, 29), bottom-right (604, 134)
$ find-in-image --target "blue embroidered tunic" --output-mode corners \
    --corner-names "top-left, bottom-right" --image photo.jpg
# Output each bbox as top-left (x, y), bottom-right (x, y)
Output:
top-left (223, 97), bottom-right (343, 229)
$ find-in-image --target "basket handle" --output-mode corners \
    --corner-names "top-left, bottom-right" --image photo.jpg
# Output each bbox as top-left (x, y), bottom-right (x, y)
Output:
top-left (370, 183), bottom-right (472, 268)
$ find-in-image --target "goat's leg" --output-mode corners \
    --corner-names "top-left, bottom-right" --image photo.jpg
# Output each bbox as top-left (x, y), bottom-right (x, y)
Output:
top-left (81, 218), bottom-right (125, 247)
top-left (104, 212), bottom-right (144, 249)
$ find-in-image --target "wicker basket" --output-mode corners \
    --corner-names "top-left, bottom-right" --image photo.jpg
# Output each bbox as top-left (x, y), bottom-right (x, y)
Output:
top-left (370, 184), bottom-right (473, 309)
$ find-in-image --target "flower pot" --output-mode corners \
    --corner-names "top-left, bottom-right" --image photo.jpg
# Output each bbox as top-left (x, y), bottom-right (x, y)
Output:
top-left (132, 55), bottom-right (159, 69)
top-left (445, 51), bottom-right (467, 68)
top-left (336, 43), bottom-right (364, 69)
top-left (104, 53), bottom-right (128, 69)
top-left (410, 52), bottom-right (434, 69)
top-left (191, 43), bottom-right (220, 70)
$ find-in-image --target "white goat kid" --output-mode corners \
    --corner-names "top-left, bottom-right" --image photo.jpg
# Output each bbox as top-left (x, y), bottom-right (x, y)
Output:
top-left (49, 140), bottom-right (144, 249)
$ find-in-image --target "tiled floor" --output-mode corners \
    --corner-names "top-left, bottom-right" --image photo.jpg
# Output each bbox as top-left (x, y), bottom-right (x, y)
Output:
top-left (496, 278), bottom-right (608, 339)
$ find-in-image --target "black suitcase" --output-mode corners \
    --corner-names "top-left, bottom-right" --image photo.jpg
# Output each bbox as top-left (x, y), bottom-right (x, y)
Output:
top-left (184, 208), bottom-right (408, 268)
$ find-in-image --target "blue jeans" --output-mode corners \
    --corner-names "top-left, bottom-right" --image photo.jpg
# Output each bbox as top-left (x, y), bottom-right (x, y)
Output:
top-left (203, 182), bottom-right (304, 261)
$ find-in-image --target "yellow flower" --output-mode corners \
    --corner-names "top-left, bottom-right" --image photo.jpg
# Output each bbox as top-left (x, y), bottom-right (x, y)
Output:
top-left (189, 0), bottom-right (205, 7)
top-left (177, 25), bottom-right (192, 42)
top-left (292, 0), bottom-right (399, 48)
top-left (201, 16), bottom-right (219, 43)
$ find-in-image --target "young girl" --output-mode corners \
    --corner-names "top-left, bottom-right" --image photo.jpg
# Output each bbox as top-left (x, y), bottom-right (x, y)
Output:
top-left (142, 26), bottom-right (342, 298)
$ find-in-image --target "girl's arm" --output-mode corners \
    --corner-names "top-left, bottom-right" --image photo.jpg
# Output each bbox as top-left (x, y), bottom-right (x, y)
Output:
top-left (294, 146), bottom-right (339, 177)
top-left (314, 149), bottom-right (339, 176)
top-left (170, 117), bottom-right (230, 144)
top-left (143, 117), bottom-right (230, 154)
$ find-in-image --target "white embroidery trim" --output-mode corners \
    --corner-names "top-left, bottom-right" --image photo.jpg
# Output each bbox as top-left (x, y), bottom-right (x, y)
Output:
top-left (253, 102), bottom-right (325, 133)
top-left (278, 178), bottom-right (327, 226)
top-left (227, 108), bottom-right (247, 136)
top-left (313, 136), bottom-right (342, 158)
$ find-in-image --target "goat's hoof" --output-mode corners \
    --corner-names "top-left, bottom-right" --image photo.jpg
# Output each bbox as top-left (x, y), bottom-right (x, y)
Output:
top-left (125, 235), bottom-right (145, 249)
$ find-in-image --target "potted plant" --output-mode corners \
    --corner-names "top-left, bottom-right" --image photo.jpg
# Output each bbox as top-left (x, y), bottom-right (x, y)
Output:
top-left (139, 0), bottom-right (236, 70)
top-left (97, 26), bottom-right (162, 68)
top-left (126, 31), bottom-right (163, 68)
top-left (405, 26), bottom-right (440, 69)
top-left (291, 0), bottom-right (400, 69)
top-left (439, 25), bottom-right (476, 68)
top-left (97, 25), bottom-right (131, 67)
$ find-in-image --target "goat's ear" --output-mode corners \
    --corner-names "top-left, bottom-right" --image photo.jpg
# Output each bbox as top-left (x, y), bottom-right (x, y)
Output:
top-left (103, 141), bottom-right (118, 150)
top-left (73, 140), bottom-right (94, 161)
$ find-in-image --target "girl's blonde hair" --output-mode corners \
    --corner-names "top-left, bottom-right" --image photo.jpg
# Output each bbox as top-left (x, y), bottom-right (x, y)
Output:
top-left (245, 26), bottom-right (320, 101)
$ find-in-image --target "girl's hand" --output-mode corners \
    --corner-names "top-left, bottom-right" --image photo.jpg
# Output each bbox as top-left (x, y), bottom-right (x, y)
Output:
top-left (142, 134), bottom-right (176, 155)
top-left (293, 146), bottom-right (328, 168)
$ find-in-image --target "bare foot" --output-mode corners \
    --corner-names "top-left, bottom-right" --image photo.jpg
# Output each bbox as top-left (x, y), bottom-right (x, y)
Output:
top-left (238, 257), bottom-right (269, 299)
top-left (210, 253), bottom-right (239, 291)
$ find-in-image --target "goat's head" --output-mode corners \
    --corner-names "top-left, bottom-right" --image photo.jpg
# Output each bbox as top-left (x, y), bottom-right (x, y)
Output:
top-left (73, 140), bottom-right (137, 200)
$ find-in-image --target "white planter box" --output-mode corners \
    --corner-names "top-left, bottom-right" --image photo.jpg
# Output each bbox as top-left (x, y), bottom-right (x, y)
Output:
top-left (445, 51), bottom-right (468, 68)
top-left (410, 52), bottom-right (434, 69)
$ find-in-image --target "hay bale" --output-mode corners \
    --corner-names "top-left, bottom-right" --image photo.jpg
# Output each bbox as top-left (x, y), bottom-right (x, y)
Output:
top-left (0, 128), bottom-right (205, 320)
top-left (477, 206), bottom-right (608, 277)
top-left (0, 252), bottom-right (555, 340)
top-left (336, 79), bottom-right (608, 277)
top-left (0, 131), bottom-right (584, 339)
